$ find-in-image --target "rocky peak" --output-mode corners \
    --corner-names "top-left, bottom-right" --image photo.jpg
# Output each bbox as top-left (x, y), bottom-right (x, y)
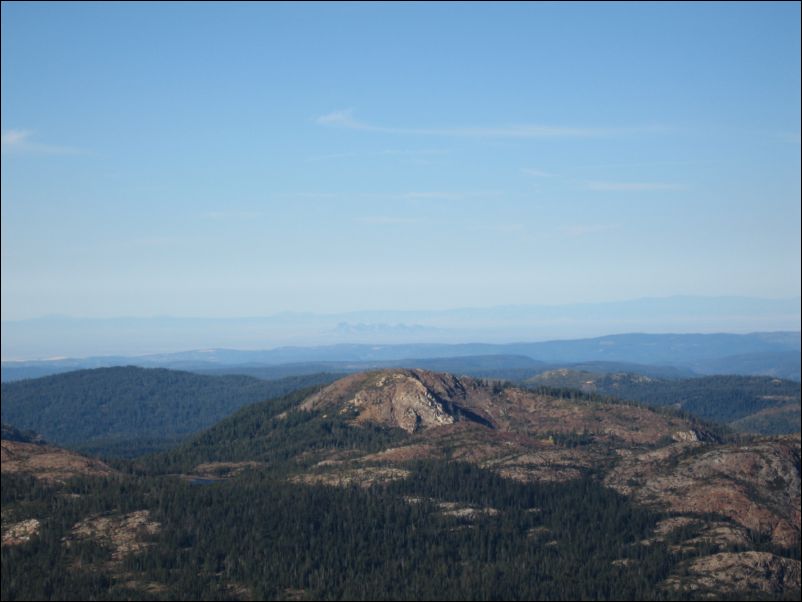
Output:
top-left (301, 369), bottom-right (483, 433)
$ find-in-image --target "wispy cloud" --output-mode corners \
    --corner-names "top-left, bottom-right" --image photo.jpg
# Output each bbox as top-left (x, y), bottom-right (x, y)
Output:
top-left (316, 110), bottom-right (664, 139)
top-left (585, 181), bottom-right (683, 192)
top-left (1, 130), bottom-right (30, 148)
top-left (1, 129), bottom-right (83, 156)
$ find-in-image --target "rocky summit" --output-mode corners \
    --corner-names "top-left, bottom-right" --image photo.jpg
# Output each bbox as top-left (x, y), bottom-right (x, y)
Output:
top-left (300, 370), bottom-right (472, 432)
top-left (301, 368), bottom-right (695, 440)
top-left (292, 370), bottom-right (801, 555)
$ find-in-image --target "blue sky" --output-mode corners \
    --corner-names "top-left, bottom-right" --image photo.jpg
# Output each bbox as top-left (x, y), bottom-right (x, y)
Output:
top-left (2, 1), bottom-right (800, 321)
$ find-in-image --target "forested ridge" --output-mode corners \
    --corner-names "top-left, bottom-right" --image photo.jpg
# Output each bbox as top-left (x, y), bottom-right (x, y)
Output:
top-left (525, 373), bottom-right (801, 434)
top-left (8, 461), bottom-right (798, 601)
top-left (0, 367), bottom-right (338, 456)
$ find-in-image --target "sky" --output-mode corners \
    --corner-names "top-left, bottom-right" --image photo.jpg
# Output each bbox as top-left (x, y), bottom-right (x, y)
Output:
top-left (2, 1), bottom-right (800, 322)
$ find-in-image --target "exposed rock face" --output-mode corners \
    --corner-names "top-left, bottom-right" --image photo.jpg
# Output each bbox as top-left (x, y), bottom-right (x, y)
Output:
top-left (641, 517), bottom-right (753, 551)
top-left (66, 510), bottom-right (160, 560)
top-left (438, 501), bottom-right (499, 520)
top-left (606, 436), bottom-right (801, 547)
top-left (2, 518), bottom-right (41, 547)
top-left (1, 440), bottom-right (114, 482)
top-left (302, 368), bottom-right (694, 444)
top-left (672, 429), bottom-right (707, 442)
top-left (301, 370), bottom-right (475, 433)
top-left (290, 467), bottom-right (411, 488)
top-left (662, 552), bottom-right (801, 595)
top-left (494, 387), bottom-right (692, 445)
top-left (299, 369), bottom-right (723, 487)
top-left (192, 461), bottom-right (264, 479)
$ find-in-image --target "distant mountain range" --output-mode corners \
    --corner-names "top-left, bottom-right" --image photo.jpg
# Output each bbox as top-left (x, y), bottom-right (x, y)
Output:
top-left (3, 331), bottom-right (800, 382)
top-left (3, 295), bottom-right (799, 359)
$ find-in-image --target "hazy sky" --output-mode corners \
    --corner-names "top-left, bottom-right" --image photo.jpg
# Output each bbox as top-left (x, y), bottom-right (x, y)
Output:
top-left (2, 2), bottom-right (800, 320)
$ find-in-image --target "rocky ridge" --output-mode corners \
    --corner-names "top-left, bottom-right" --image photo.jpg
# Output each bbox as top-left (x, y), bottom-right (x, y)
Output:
top-left (1, 439), bottom-right (114, 482)
top-left (294, 369), bottom-right (801, 553)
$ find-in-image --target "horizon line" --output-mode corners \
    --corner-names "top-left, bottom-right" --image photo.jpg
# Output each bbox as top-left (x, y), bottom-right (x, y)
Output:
top-left (3, 328), bottom-right (800, 364)
top-left (2, 293), bottom-right (801, 323)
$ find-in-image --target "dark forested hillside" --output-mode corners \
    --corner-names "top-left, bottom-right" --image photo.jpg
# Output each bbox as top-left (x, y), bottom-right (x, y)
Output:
top-left (0, 367), bottom-right (339, 456)
top-left (143, 386), bottom-right (408, 476)
top-left (8, 462), bottom-right (795, 602)
top-left (1, 423), bottom-right (45, 444)
top-left (526, 372), bottom-right (801, 435)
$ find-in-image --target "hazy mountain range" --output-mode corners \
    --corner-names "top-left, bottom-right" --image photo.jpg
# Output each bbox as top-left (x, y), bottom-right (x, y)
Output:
top-left (3, 296), bottom-right (799, 359)
top-left (3, 330), bottom-right (799, 383)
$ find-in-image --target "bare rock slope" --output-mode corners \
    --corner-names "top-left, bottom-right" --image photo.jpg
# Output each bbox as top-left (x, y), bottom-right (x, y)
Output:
top-left (296, 369), bottom-right (801, 553)
top-left (1, 439), bottom-right (114, 482)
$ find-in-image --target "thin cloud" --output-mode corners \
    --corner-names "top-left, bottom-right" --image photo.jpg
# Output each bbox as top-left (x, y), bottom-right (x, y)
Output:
top-left (1, 130), bottom-right (31, 147)
top-left (1, 129), bottom-right (83, 156)
top-left (316, 110), bottom-right (665, 139)
top-left (585, 181), bottom-right (683, 191)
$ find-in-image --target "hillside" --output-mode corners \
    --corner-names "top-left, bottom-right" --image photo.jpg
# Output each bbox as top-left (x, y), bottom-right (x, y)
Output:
top-left (156, 370), bottom-right (799, 548)
top-left (0, 367), bottom-right (338, 456)
top-left (526, 371), bottom-right (801, 434)
top-left (0, 454), bottom-right (715, 601)
top-left (2, 369), bottom-right (799, 600)
top-left (156, 369), bottom-right (709, 477)
top-left (1, 426), bottom-right (114, 483)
